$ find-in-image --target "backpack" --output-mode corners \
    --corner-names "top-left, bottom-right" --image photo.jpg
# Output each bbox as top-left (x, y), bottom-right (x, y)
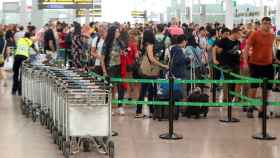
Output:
top-left (154, 35), bottom-right (167, 61)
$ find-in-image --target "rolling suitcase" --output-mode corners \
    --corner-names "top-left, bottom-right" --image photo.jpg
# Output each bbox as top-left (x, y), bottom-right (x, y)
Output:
top-left (184, 89), bottom-right (209, 119)
top-left (183, 60), bottom-right (209, 119)
top-left (153, 77), bottom-right (183, 121)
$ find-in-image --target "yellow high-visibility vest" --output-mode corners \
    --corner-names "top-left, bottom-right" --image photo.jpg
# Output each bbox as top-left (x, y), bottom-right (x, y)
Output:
top-left (15, 38), bottom-right (32, 58)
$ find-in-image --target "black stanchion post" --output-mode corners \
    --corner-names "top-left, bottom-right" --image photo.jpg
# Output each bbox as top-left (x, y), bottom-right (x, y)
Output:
top-left (159, 76), bottom-right (183, 140)
top-left (253, 78), bottom-right (276, 140)
top-left (106, 76), bottom-right (119, 137)
top-left (220, 72), bottom-right (240, 123)
top-left (212, 67), bottom-right (217, 103)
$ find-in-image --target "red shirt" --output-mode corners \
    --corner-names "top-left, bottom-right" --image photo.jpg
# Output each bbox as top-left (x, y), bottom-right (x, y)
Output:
top-left (58, 32), bottom-right (67, 49)
top-left (247, 30), bottom-right (275, 65)
top-left (127, 40), bottom-right (138, 65)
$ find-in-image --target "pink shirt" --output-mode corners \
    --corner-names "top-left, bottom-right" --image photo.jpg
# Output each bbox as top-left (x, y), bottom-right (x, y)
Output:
top-left (168, 25), bottom-right (184, 36)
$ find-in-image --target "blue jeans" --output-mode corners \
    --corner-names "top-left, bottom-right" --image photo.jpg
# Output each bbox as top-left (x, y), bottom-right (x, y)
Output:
top-left (136, 83), bottom-right (157, 114)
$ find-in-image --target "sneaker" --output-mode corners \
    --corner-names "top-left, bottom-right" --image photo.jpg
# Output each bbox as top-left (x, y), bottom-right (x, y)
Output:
top-left (118, 107), bottom-right (125, 115)
top-left (135, 113), bottom-right (145, 118)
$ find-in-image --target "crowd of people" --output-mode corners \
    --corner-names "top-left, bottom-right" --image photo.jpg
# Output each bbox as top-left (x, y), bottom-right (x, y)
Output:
top-left (0, 16), bottom-right (280, 119)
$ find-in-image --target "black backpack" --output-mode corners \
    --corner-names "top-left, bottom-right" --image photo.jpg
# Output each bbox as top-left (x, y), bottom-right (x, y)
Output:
top-left (154, 36), bottom-right (167, 61)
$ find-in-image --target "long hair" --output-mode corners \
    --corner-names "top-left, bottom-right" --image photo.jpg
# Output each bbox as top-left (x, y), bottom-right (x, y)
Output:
top-left (103, 26), bottom-right (122, 68)
top-left (104, 26), bottom-right (118, 56)
top-left (73, 22), bottom-right (81, 35)
top-left (142, 29), bottom-right (155, 48)
top-left (187, 35), bottom-right (198, 48)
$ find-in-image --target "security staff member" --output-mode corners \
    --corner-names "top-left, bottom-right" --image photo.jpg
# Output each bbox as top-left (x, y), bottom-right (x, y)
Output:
top-left (12, 32), bottom-right (38, 95)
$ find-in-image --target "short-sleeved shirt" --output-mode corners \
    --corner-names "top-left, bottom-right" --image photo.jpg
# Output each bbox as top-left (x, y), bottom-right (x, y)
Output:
top-left (155, 34), bottom-right (171, 48)
top-left (247, 30), bottom-right (275, 65)
top-left (91, 36), bottom-right (104, 66)
top-left (216, 37), bottom-right (240, 69)
top-left (44, 29), bottom-right (57, 52)
top-left (168, 25), bottom-right (184, 36)
top-left (208, 38), bottom-right (216, 46)
top-left (184, 46), bottom-right (203, 68)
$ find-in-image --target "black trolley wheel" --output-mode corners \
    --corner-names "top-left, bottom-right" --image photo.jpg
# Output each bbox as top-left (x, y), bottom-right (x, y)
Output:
top-left (63, 141), bottom-right (70, 158)
top-left (108, 141), bottom-right (114, 158)
top-left (40, 111), bottom-right (45, 126)
top-left (58, 135), bottom-right (63, 150)
top-left (32, 109), bottom-right (37, 122)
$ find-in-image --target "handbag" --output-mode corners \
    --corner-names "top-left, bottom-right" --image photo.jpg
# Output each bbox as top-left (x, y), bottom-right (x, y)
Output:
top-left (138, 49), bottom-right (160, 78)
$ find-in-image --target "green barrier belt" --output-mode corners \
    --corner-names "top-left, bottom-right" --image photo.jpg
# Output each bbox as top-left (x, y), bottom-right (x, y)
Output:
top-left (88, 72), bottom-right (106, 80)
top-left (111, 78), bottom-right (168, 84)
top-left (112, 99), bottom-right (261, 107)
top-left (112, 100), bottom-right (169, 105)
top-left (175, 79), bottom-right (261, 84)
top-left (229, 73), bottom-right (262, 82)
top-left (211, 64), bottom-right (230, 73)
top-left (175, 101), bottom-right (258, 107)
top-left (211, 64), bottom-right (262, 82)
top-left (269, 101), bottom-right (280, 106)
top-left (269, 80), bottom-right (280, 84)
top-left (229, 91), bottom-right (262, 105)
top-left (88, 71), bottom-right (262, 84)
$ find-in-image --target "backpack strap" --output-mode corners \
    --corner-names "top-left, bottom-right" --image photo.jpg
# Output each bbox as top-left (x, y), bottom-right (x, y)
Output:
top-left (190, 46), bottom-right (202, 66)
top-left (95, 35), bottom-right (101, 48)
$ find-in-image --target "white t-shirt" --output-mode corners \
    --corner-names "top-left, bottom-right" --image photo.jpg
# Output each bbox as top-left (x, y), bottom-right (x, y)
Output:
top-left (91, 36), bottom-right (104, 66)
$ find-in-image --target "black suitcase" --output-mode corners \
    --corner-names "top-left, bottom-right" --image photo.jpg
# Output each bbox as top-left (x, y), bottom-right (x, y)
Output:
top-left (184, 91), bottom-right (209, 119)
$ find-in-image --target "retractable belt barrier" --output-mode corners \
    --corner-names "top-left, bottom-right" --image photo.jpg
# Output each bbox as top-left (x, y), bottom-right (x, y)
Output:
top-left (88, 64), bottom-right (280, 141)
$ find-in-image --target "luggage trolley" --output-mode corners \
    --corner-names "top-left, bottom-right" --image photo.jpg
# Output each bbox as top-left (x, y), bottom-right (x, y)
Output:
top-left (21, 63), bottom-right (35, 117)
top-left (30, 66), bottom-right (44, 122)
top-left (61, 77), bottom-right (114, 158)
top-left (21, 64), bottom-right (115, 158)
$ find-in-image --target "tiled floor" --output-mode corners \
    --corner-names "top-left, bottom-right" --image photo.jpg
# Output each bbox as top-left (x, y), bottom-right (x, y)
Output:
top-left (1, 81), bottom-right (280, 158)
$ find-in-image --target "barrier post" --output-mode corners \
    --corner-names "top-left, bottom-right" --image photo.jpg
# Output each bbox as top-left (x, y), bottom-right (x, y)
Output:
top-left (220, 72), bottom-right (240, 123)
top-left (159, 76), bottom-right (183, 140)
top-left (212, 68), bottom-right (217, 103)
top-left (106, 76), bottom-right (118, 137)
top-left (253, 78), bottom-right (276, 140)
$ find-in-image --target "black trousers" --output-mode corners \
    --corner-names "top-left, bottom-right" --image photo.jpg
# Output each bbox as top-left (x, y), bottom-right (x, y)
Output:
top-left (12, 55), bottom-right (27, 94)
top-left (136, 83), bottom-right (157, 114)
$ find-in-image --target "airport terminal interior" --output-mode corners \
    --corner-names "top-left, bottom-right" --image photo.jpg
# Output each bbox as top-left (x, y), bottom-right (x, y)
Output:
top-left (1, 0), bottom-right (280, 158)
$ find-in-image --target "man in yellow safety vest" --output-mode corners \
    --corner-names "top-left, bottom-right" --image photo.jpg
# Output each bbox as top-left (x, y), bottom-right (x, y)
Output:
top-left (12, 32), bottom-right (38, 95)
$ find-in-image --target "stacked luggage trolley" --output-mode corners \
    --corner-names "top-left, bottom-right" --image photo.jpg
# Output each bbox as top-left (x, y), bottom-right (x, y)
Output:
top-left (21, 62), bottom-right (115, 158)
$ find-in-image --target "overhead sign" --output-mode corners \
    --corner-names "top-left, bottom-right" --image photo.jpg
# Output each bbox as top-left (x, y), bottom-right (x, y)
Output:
top-left (38, 0), bottom-right (100, 9)
top-left (131, 10), bottom-right (146, 18)
top-left (3, 2), bottom-right (20, 13)
top-left (76, 9), bottom-right (102, 17)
